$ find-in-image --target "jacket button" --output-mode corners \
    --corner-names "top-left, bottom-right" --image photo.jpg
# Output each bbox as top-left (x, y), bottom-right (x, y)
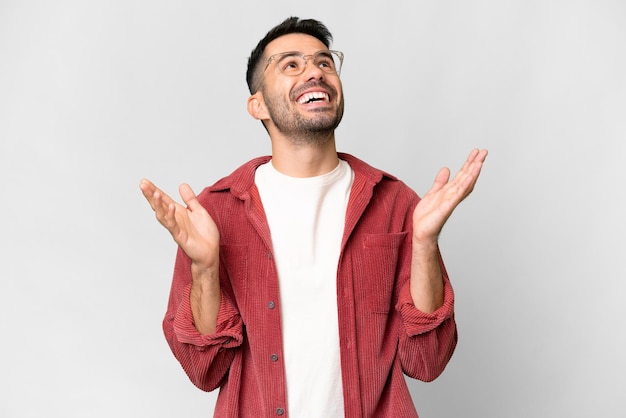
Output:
top-left (270, 353), bottom-right (279, 362)
top-left (276, 407), bottom-right (285, 415)
top-left (268, 301), bottom-right (275, 309)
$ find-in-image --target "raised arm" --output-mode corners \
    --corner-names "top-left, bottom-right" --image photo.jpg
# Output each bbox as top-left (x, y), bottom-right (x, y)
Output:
top-left (409, 149), bottom-right (488, 312)
top-left (139, 179), bottom-right (221, 335)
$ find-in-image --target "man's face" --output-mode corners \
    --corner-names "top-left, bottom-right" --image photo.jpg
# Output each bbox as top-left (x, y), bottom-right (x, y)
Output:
top-left (257, 33), bottom-right (344, 141)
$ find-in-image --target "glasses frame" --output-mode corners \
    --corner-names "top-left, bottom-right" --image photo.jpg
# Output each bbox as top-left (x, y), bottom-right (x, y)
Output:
top-left (263, 50), bottom-right (344, 77)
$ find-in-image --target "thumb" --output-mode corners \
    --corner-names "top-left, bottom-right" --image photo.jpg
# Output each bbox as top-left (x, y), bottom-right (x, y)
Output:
top-left (429, 167), bottom-right (450, 194)
top-left (179, 183), bottom-right (201, 210)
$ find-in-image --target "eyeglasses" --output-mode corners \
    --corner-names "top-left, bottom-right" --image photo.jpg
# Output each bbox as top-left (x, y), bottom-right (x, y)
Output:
top-left (264, 50), bottom-right (344, 77)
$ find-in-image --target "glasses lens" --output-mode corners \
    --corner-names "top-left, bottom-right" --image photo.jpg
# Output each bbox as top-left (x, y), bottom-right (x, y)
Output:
top-left (276, 53), bottom-right (306, 76)
top-left (314, 51), bottom-right (340, 74)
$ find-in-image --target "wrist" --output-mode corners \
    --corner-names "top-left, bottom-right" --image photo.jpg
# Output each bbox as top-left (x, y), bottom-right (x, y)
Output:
top-left (190, 261), bottom-right (219, 283)
top-left (412, 236), bottom-right (439, 254)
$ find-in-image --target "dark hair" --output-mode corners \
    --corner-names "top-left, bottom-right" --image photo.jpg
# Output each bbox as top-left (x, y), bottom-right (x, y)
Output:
top-left (246, 17), bottom-right (333, 94)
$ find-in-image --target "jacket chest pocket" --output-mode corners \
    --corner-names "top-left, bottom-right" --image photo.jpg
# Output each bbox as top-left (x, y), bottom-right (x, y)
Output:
top-left (352, 232), bottom-right (407, 314)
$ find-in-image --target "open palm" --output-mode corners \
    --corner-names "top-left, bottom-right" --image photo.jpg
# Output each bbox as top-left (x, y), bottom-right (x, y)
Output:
top-left (139, 179), bottom-right (220, 270)
top-left (412, 149), bottom-right (488, 243)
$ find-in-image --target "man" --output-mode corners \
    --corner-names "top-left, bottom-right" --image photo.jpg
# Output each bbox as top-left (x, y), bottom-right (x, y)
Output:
top-left (140, 16), bottom-right (487, 417)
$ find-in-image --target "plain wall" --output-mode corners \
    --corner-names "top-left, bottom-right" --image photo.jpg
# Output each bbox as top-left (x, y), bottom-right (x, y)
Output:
top-left (1, 1), bottom-right (624, 417)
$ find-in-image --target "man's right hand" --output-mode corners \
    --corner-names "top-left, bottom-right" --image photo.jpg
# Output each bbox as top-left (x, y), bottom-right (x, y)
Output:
top-left (140, 179), bottom-right (221, 335)
top-left (139, 179), bottom-right (220, 272)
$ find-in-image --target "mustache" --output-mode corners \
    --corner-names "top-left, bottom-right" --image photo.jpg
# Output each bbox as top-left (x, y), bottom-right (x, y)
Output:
top-left (290, 80), bottom-right (338, 101)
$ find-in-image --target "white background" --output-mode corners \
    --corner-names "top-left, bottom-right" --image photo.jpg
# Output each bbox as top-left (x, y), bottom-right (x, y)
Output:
top-left (1, 1), bottom-right (624, 417)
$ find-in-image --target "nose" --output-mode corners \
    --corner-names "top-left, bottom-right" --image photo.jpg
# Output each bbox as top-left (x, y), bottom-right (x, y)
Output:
top-left (302, 57), bottom-right (325, 81)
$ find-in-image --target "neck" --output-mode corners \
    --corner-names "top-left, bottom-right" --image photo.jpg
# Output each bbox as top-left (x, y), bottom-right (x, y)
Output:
top-left (269, 132), bottom-right (339, 177)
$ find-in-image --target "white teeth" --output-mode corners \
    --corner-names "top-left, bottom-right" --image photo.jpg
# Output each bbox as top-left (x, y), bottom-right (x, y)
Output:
top-left (297, 91), bottom-right (330, 104)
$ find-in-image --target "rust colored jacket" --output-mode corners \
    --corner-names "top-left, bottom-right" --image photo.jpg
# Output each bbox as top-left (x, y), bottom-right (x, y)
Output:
top-left (163, 153), bottom-right (457, 417)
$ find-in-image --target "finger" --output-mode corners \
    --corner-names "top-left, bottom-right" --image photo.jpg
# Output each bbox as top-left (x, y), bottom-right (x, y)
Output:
top-left (452, 151), bottom-right (487, 198)
top-left (466, 148), bottom-right (480, 163)
top-left (179, 183), bottom-right (202, 211)
top-left (426, 167), bottom-right (450, 195)
top-left (466, 149), bottom-right (487, 180)
top-left (452, 163), bottom-right (479, 194)
top-left (152, 196), bottom-right (183, 238)
top-left (151, 190), bottom-right (168, 220)
top-left (163, 202), bottom-right (181, 235)
top-left (140, 179), bottom-right (189, 241)
top-left (152, 189), bottom-right (175, 213)
top-left (141, 184), bottom-right (165, 213)
top-left (454, 149), bottom-right (487, 183)
top-left (140, 179), bottom-right (175, 210)
top-left (460, 149), bottom-right (487, 174)
top-left (459, 149), bottom-right (481, 173)
top-left (139, 179), bottom-right (157, 203)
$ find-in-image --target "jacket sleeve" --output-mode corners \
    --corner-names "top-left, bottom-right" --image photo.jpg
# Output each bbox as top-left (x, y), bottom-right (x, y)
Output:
top-left (392, 181), bottom-right (457, 382)
top-left (162, 246), bottom-right (244, 392)
top-left (395, 250), bottom-right (458, 382)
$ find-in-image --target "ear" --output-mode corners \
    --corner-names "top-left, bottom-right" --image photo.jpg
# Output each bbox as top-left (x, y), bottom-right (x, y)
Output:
top-left (247, 92), bottom-right (269, 121)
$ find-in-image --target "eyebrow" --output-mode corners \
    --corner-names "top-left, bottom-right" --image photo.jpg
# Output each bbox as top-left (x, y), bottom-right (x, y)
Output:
top-left (273, 50), bottom-right (331, 58)
top-left (274, 51), bottom-right (301, 58)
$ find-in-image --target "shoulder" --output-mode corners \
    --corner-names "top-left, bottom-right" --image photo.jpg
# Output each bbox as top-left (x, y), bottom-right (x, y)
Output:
top-left (196, 156), bottom-right (271, 200)
top-left (339, 152), bottom-right (398, 182)
top-left (340, 152), bottom-right (418, 199)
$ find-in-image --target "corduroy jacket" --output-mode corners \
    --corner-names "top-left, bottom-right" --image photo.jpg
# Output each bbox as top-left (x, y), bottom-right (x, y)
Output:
top-left (163, 153), bottom-right (457, 417)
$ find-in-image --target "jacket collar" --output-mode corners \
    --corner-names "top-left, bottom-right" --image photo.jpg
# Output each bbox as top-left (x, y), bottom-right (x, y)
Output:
top-left (208, 153), bottom-right (397, 199)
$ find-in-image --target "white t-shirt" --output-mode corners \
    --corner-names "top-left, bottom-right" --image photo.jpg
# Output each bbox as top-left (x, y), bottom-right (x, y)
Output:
top-left (255, 159), bottom-right (354, 417)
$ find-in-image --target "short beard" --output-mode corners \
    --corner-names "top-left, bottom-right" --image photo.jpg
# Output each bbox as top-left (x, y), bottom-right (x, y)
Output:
top-left (262, 83), bottom-right (344, 146)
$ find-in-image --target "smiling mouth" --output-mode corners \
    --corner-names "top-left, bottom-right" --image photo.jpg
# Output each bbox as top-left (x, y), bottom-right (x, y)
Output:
top-left (297, 91), bottom-right (330, 104)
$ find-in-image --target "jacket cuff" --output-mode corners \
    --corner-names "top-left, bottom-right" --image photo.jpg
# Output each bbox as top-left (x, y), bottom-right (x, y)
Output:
top-left (172, 284), bottom-right (243, 349)
top-left (396, 274), bottom-right (455, 336)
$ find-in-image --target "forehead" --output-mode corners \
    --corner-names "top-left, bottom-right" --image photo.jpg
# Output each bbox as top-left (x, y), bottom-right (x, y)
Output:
top-left (264, 33), bottom-right (329, 57)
